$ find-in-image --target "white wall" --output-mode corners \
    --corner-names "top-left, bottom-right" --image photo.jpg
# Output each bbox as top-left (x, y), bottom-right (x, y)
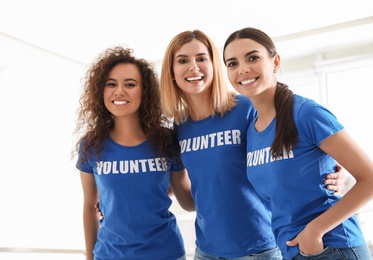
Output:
top-left (1, 30), bottom-right (373, 258)
top-left (0, 33), bottom-right (86, 251)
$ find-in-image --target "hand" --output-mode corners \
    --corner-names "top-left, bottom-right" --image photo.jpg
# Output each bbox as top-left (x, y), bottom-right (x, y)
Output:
top-left (286, 226), bottom-right (324, 255)
top-left (324, 163), bottom-right (345, 195)
top-left (95, 202), bottom-right (104, 220)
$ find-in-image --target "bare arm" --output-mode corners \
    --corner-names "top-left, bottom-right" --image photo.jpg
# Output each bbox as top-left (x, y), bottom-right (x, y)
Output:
top-left (80, 171), bottom-right (100, 260)
top-left (288, 129), bottom-right (373, 254)
top-left (170, 169), bottom-right (195, 212)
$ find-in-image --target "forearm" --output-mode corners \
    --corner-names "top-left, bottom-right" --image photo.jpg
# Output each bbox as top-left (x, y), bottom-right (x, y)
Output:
top-left (83, 206), bottom-right (100, 260)
top-left (175, 192), bottom-right (195, 212)
top-left (306, 179), bottom-right (373, 238)
top-left (314, 129), bottom-right (373, 237)
top-left (172, 182), bottom-right (195, 212)
top-left (170, 170), bottom-right (195, 212)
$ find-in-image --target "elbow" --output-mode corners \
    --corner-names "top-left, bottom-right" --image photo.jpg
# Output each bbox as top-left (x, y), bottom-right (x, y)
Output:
top-left (185, 207), bottom-right (196, 212)
top-left (180, 201), bottom-right (196, 212)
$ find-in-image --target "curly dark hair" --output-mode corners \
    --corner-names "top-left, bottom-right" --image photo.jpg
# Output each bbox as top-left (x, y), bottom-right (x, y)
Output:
top-left (73, 46), bottom-right (179, 162)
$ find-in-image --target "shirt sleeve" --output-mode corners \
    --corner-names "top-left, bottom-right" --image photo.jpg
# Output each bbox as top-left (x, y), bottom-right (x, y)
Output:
top-left (296, 99), bottom-right (344, 147)
top-left (75, 140), bottom-right (94, 173)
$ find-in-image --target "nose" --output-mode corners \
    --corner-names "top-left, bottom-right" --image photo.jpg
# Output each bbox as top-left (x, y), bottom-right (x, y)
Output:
top-left (238, 64), bottom-right (249, 75)
top-left (189, 60), bottom-right (200, 71)
top-left (114, 85), bottom-right (126, 96)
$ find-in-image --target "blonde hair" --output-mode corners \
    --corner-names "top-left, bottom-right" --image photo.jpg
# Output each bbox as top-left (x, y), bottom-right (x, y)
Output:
top-left (160, 30), bottom-right (237, 124)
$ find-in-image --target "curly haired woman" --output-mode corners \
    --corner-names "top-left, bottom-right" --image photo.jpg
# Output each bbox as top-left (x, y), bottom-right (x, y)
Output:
top-left (73, 46), bottom-right (194, 260)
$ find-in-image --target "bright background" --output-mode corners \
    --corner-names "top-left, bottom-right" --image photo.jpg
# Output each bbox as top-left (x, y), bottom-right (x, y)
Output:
top-left (0, 1), bottom-right (373, 259)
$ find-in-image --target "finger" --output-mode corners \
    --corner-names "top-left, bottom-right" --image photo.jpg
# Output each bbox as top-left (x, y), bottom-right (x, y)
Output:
top-left (326, 170), bottom-right (345, 180)
top-left (326, 173), bottom-right (344, 180)
top-left (286, 239), bottom-right (298, 247)
top-left (325, 184), bottom-right (339, 191)
top-left (324, 178), bottom-right (334, 185)
top-left (334, 191), bottom-right (342, 196)
top-left (325, 173), bottom-right (336, 179)
top-left (324, 179), bottom-right (343, 185)
top-left (325, 184), bottom-right (342, 195)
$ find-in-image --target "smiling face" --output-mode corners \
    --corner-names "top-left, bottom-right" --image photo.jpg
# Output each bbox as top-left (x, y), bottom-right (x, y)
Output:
top-left (103, 63), bottom-right (142, 119)
top-left (223, 38), bottom-right (279, 98)
top-left (172, 39), bottom-right (214, 98)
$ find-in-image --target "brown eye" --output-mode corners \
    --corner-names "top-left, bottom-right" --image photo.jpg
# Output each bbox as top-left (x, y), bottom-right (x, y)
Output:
top-left (227, 61), bottom-right (238, 67)
top-left (125, 83), bottom-right (136, 88)
top-left (249, 55), bottom-right (260, 62)
top-left (197, 57), bottom-right (208, 62)
top-left (106, 82), bottom-right (116, 87)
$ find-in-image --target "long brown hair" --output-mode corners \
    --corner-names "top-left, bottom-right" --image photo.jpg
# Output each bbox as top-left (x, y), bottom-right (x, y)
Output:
top-left (73, 46), bottom-right (179, 162)
top-left (160, 30), bottom-right (237, 124)
top-left (223, 27), bottom-right (298, 157)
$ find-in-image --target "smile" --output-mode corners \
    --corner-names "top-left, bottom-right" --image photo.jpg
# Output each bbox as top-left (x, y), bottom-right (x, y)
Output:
top-left (113, 100), bottom-right (129, 105)
top-left (240, 78), bottom-right (256, 85)
top-left (186, 76), bottom-right (203, 82)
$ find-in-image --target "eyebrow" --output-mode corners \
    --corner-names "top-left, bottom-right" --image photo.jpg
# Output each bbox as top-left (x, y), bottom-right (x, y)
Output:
top-left (224, 50), bottom-right (259, 63)
top-left (124, 78), bottom-right (138, 83)
top-left (107, 77), bottom-right (138, 83)
top-left (175, 52), bottom-right (208, 59)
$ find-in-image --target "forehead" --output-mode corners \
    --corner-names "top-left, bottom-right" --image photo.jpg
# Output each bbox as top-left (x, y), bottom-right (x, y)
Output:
top-left (175, 39), bottom-right (209, 57)
top-left (109, 63), bottom-right (140, 78)
top-left (225, 38), bottom-right (265, 56)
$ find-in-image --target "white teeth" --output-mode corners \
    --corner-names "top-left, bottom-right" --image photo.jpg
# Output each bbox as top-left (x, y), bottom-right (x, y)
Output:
top-left (113, 100), bottom-right (128, 105)
top-left (240, 79), bottom-right (255, 85)
top-left (186, 76), bottom-right (202, 81)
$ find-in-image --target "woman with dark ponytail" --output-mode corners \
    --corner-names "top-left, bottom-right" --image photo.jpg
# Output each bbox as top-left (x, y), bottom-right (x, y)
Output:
top-left (223, 27), bottom-right (373, 260)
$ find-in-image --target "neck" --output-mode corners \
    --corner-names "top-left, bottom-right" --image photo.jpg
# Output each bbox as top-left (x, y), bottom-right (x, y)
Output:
top-left (250, 87), bottom-right (276, 132)
top-left (110, 116), bottom-right (146, 146)
top-left (187, 92), bottom-right (212, 121)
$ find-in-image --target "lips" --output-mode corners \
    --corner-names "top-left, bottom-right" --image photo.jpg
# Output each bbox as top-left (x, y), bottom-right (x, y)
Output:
top-left (112, 100), bottom-right (129, 105)
top-left (186, 76), bottom-right (204, 82)
top-left (239, 77), bottom-right (257, 85)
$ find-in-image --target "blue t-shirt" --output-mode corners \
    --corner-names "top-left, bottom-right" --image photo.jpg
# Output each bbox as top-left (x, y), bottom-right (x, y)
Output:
top-left (76, 136), bottom-right (185, 260)
top-left (176, 94), bottom-right (276, 258)
top-left (246, 95), bottom-right (366, 259)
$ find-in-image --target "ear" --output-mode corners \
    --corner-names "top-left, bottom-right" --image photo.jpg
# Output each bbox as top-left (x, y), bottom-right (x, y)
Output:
top-left (273, 54), bottom-right (281, 73)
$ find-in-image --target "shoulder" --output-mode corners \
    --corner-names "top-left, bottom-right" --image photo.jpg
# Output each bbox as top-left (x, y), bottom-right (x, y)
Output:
top-left (293, 94), bottom-right (314, 109)
top-left (235, 93), bottom-right (251, 103)
top-left (233, 93), bottom-right (254, 109)
top-left (294, 95), bottom-right (335, 118)
top-left (233, 94), bottom-right (256, 121)
top-left (293, 94), bottom-right (343, 131)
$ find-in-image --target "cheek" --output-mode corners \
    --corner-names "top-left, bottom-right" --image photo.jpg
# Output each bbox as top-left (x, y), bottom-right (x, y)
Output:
top-left (103, 97), bottom-right (112, 111)
top-left (103, 88), bottom-right (111, 101)
top-left (204, 65), bottom-right (214, 80)
top-left (173, 66), bottom-right (183, 79)
top-left (173, 71), bottom-right (185, 88)
top-left (136, 91), bottom-right (143, 104)
top-left (227, 70), bottom-right (235, 84)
